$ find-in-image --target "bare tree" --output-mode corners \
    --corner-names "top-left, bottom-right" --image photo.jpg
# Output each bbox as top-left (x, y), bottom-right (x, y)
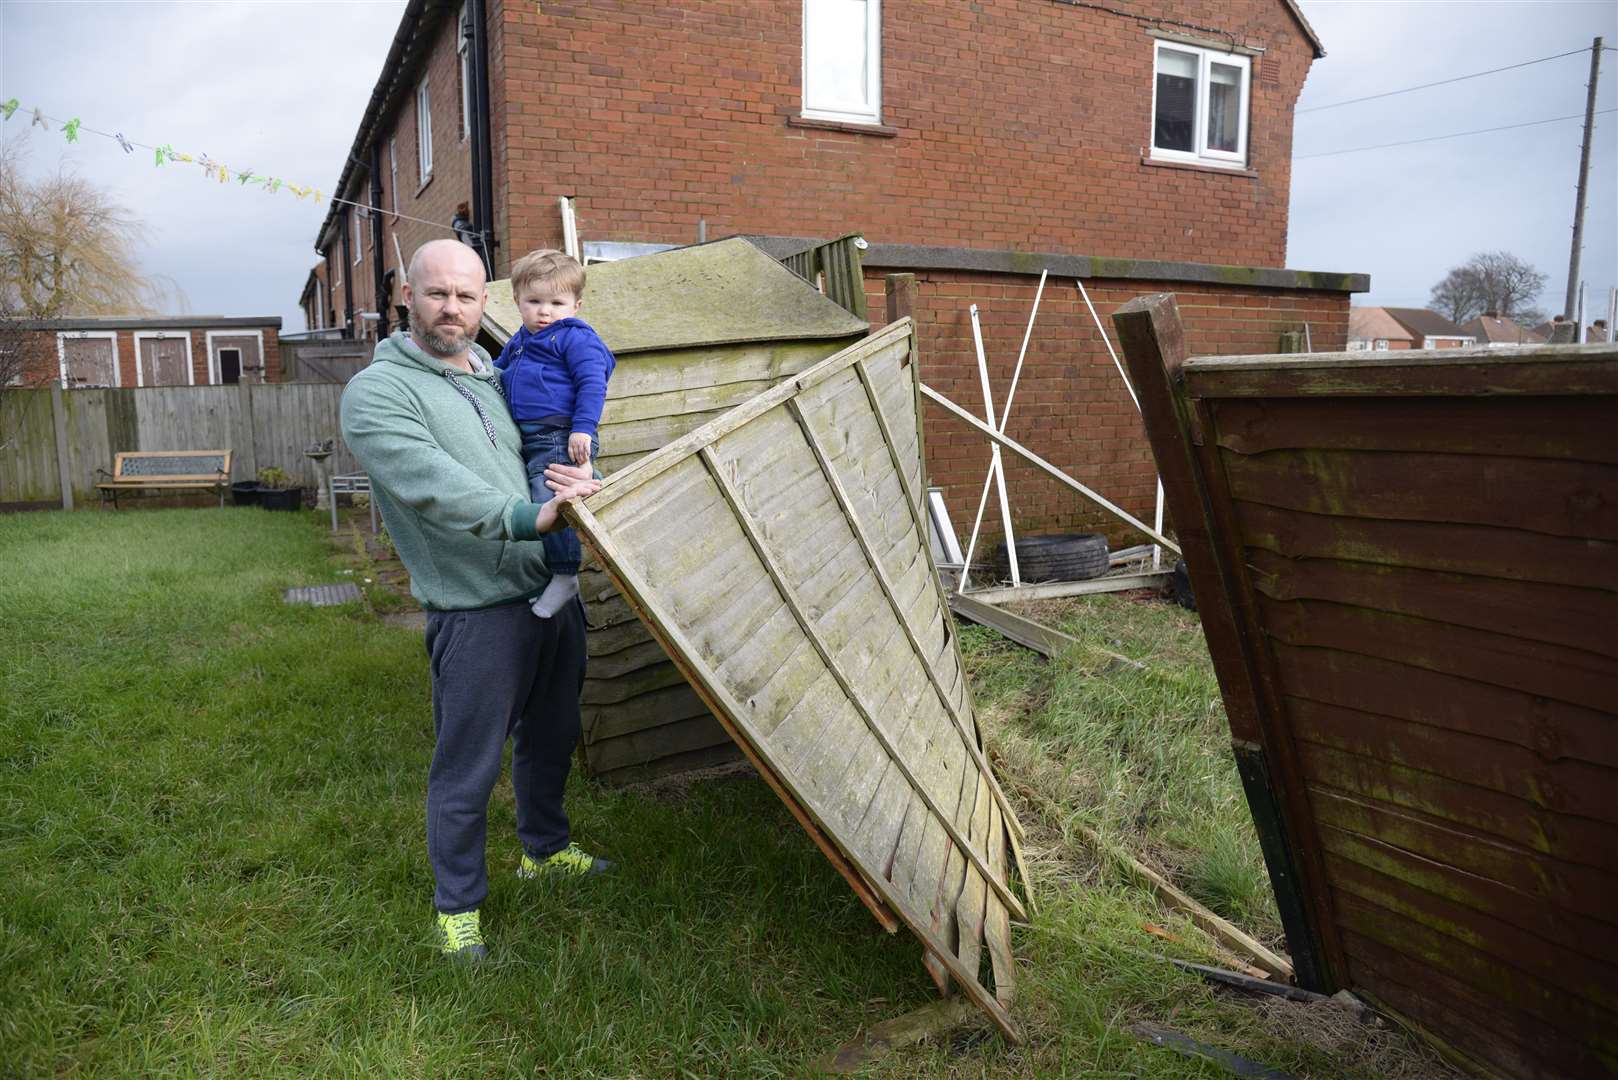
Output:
top-left (1428, 251), bottom-right (1548, 324)
top-left (0, 136), bottom-right (177, 318)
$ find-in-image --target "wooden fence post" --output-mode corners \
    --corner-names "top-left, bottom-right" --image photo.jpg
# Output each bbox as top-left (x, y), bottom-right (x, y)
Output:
top-left (886, 273), bottom-right (917, 324)
top-left (49, 383), bottom-right (73, 510)
top-left (238, 381), bottom-right (258, 480)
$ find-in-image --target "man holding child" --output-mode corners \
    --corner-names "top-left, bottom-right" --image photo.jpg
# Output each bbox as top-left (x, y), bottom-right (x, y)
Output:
top-left (339, 237), bottom-right (613, 964)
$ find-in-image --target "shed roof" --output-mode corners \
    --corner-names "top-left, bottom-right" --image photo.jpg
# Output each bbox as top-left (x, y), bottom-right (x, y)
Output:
top-left (1347, 306), bottom-right (1414, 343)
top-left (481, 238), bottom-right (870, 354)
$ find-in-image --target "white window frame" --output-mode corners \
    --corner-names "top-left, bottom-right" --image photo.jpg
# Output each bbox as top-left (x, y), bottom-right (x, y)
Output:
top-left (389, 137), bottom-right (399, 216)
top-left (1149, 41), bottom-right (1251, 169)
top-left (205, 329), bottom-right (266, 386)
top-left (353, 209), bottom-right (365, 265)
top-left (56, 330), bottom-right (120, 389)
top-left (416, 77), bottom-right (434, 184)
top-left (802, 0), bottom-right (882, 125)
top-left (458, 4), bottom-right (472, 142)
top-left (132, 331), bottom-right (195, 388)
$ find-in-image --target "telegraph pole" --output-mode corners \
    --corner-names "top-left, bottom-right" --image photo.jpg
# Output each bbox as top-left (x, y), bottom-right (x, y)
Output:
top-left (1563, 36), bottom-right (1604, 320)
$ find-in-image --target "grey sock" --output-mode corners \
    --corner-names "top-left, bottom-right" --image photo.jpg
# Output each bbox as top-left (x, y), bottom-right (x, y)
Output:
top-left (531, 574), bottom-right (579, 618)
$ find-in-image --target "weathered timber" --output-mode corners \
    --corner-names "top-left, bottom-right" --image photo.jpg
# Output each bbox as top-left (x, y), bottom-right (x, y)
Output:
top-left (1114, 293), bottom-right (1618, 1080)
top-left (565, 321), bottom-right (1023, 1039)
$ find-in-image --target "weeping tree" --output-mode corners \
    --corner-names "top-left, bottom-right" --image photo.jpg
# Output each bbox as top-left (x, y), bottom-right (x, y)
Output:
top-left (1428, 251), bottom-right (1548, 326)
top-left (0, 136), bottom-right (176, 318)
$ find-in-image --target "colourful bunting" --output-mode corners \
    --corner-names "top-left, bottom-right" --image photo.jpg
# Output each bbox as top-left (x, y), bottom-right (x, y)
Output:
top-left (9, 100), bottom-right (332, 208)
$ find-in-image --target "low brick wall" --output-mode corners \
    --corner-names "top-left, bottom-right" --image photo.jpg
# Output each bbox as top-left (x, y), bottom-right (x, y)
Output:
top-left (865, 264), bottom-right (1353, 551)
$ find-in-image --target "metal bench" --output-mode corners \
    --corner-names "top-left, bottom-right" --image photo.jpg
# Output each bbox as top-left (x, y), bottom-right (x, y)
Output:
top-left (95, 450), bottom-right (232, 509)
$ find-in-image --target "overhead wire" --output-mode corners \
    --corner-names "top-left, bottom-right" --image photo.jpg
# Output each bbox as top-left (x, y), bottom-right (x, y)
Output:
top-left (1296, 108), bottom-right (1616, 159)
top-left (1299, 47), bottom-right (1597, 114)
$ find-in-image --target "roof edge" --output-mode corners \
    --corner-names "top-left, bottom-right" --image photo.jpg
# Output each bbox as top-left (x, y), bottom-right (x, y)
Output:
top-left (17, 316), bottom-right (283, 331)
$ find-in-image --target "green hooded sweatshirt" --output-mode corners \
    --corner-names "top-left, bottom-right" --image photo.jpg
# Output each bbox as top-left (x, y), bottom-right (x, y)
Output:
top-left (339, 331), bottom-right (552, 611)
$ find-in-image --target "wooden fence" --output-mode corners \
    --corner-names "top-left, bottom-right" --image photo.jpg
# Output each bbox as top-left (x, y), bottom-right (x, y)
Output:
top-left (0, 383), bottom-right (355, 509)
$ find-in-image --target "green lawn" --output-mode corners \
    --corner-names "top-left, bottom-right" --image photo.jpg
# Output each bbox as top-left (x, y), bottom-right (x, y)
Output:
top-left (0, 509), bottom-right (1454, 1078)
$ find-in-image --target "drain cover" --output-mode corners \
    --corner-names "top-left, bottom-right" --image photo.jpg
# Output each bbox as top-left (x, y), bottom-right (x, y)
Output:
top-left (283, 583), bottom-right (363, 607)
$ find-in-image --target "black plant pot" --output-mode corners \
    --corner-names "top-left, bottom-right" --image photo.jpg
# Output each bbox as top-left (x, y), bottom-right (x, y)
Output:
top-left (258, 487), bottom-right (305, 511)
top-left (230, 481), bottom-right (260, 506)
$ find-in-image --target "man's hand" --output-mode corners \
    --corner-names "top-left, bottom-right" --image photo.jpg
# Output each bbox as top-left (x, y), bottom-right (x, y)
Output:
top-left (568, 432), bottom-right (592, 465)
top-left (543, 460), bottom-right (600, 501)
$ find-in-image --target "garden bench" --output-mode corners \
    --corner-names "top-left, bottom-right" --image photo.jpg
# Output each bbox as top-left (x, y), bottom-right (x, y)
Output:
top-left (330, 472), bottom-right (379, 532)
top-left (95, 450), bottom-right (233, 509)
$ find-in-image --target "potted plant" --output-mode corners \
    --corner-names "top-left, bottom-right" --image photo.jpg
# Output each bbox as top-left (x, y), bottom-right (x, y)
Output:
top-left (256, 466), bottom-right (305, 511)
top-left (230, 478), bottom-right (260, 506)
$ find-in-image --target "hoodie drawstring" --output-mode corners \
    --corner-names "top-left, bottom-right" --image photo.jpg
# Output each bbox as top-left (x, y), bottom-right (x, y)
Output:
top-left (443, 369), bottom-right (504, 447)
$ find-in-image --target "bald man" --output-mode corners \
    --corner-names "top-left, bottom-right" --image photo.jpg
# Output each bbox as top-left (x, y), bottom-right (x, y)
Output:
top-left (340, 238), bottom-right (609, 964)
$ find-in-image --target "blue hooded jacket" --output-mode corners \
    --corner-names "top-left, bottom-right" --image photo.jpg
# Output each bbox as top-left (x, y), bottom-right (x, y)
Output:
top-left (493, 317), bottom-right (616, 436)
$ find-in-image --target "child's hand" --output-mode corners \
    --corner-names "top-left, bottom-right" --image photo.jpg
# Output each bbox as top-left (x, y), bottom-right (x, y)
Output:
top-left (568, 432), bottom-right (592, 465)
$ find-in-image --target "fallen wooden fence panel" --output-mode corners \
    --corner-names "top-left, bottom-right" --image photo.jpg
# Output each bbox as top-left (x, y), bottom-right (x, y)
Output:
top-left (568, 319), bottom-right (1026, 1040)
top-left (1113, 293), bottom-right (1618, 1080)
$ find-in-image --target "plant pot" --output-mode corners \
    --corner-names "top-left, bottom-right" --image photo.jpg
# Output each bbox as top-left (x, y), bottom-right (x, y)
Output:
top-left (230, 480), bottom-right (260, 506)
top-left (258, 486), bottom-right (305, 511)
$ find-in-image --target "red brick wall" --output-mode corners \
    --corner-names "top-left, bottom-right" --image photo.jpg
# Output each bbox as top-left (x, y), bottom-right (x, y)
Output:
top-left (15, 327), bottom-right (281, 388)
top-left (879, 271), bottom-right (1348, 550)
top-left (489, 0), bottom-right (1314, 272)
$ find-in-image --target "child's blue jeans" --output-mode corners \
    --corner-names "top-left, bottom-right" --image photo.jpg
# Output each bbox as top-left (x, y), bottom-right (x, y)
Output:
top-left (519, 421), bottom-right (597, 577)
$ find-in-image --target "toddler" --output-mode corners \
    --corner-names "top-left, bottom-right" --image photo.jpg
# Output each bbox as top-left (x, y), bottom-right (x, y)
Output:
top-left (494, 249), bottom-right (615, 617)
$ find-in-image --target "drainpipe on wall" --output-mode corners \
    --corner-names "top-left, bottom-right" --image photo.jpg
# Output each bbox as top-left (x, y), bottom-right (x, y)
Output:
top-left (466, 0), bottom-right (496, 276)
top-left (370, 144), bottom-right (390, 338)
top-left (338, 208), bottom-right (356, 340)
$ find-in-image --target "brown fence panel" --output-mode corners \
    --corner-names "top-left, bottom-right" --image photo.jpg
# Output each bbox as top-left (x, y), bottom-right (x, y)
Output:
top-left (0, 390), bottom-right (63, 505)
top-left (1114, 292), bottom-right (1618, 1080)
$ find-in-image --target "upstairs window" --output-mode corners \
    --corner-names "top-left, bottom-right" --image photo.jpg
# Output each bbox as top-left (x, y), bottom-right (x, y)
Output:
top-left (458, 4), bottom-right (472, 141)
top-left (416, 77), bottom-right (434, 183)
top-left (353, 209), bottom-right (365, 264)
top-left (1151, 42), bottom-right (1250, 168)
top-left (803, 0), bottom-right (881, 125)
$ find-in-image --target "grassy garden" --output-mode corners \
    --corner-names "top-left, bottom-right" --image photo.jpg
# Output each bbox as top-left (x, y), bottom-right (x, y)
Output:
top-left (0, 508), bottom-right (1455, 1077)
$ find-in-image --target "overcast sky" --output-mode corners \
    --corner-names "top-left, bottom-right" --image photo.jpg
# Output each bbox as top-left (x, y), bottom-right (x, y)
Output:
top-left (2, 0), bottom-right (1614, 333)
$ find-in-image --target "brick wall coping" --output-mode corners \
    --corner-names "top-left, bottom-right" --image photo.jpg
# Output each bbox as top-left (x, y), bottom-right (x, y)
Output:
top-left (18, 316), bottom-right (283, 331)
top-left (870, 242), bottom-right (1367, 294)
top-left (742, 236), bottom-right (1365, 293)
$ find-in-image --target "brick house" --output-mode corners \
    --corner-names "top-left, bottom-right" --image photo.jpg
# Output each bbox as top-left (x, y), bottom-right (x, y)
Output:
top-left (6, 316), bottom-right (283, 389)
top-left (1382, 308), bottom-right (1475, 350)
top-left (305, 0), bottom-right (1365, 543)
top-left (1347, 306), bottom-right (1416, 351)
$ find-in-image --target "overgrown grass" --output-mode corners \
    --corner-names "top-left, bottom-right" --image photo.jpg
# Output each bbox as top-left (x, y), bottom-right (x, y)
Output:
top-left (0, 510), bottom-right (1456, 1077)
top-left (968, 595), bottom-right (1279, 939)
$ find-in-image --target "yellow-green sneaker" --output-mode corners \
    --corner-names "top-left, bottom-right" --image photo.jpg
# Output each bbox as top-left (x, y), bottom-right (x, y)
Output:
top-left (517, 841), bottom-right (613, 879)
top-left (435, 909), bottom-right (487, 962)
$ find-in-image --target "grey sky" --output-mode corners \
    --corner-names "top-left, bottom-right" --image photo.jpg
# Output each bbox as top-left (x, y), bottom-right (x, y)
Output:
top-left (2, 0), bottom-right (1614, 333)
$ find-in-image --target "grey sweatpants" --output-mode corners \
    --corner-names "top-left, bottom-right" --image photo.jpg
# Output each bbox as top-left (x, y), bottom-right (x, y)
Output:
top-left (424, 596), bottom-right (587, 914)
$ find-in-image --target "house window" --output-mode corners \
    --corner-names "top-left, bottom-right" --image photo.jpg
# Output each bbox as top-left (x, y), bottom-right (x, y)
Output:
top-left (416, 77), bottom-right (433, 183)
top-left (802, 0), bottom-right (881, 125)
top-left (1151, 42), bottom-right (1250, 168)
top-left (353, 210), bottom-right (365, 264)
top-left (458, 4), bottom-right (472, 142)
top-left (389, 138), bottom-right (398, 216)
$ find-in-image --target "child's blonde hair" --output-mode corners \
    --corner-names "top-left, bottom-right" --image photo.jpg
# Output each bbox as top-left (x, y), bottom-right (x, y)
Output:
top-left (510, 249), bottom-right (586, 301)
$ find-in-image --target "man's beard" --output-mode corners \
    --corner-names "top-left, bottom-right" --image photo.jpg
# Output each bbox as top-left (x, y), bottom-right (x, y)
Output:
top-left (409, 306), bottom-right (471, 358)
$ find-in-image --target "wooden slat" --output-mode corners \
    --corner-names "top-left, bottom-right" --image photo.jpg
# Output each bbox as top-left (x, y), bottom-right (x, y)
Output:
top-left (698, 444), bottom-right (1026, 922)
top-left (1323, 851), bottom-right (1618, 1011)
top-left (1259, 595), bottom-right (1617, 714)
top-left (1235, 500), bottom-right (1618, 589)
top-left (1210, 394), bottom-right (1618, 462)
top-left (789, 396), bottom-right (1025, 845)
top-left (1310, 789), bottom-right (1618, 926)
top-left (1317, 824), bottom-right (1618, 965)
top-left (1288, 695), bottom-right (1618, 824)
top-left (1274, 642), bottom-right (1618, 770)
top-left (586, 321), bottom-right (913, 515)
top-left (1247, 548), bottom-right (1616, 657)
top-left (1223, 448), bottom-right (1618, 540)
top-left (1181, 347), bottom-right (1618, 398)
top-left (1345, 932), bottom-right (1609, 1080)
top-left (1301, 748), bottom-right (1615, 870)
top-left (569, 498), bottom-right (1022, 1041)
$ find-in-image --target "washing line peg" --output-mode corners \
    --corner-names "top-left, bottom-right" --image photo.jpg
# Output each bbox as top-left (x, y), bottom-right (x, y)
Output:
top-left (116, 132), bottom-right (134, 154)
